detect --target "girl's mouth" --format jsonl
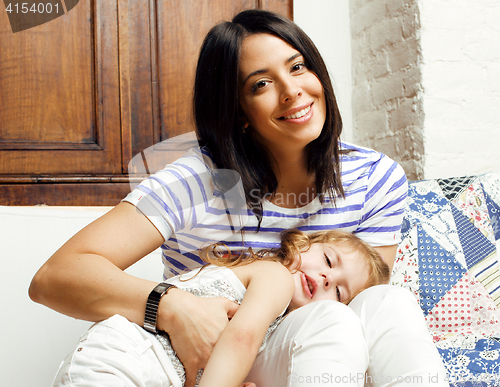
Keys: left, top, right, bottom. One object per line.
{"left": 301, "top": 272, "right": 316, "bottom": 298}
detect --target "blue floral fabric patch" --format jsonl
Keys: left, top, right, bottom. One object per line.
{"left": 440, "top": 337, "right": 500, "bottom": 386}
{"left": 391, "top": 173, "right": 500, "bottom": 386}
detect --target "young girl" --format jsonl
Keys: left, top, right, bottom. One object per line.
{"left": 51, "top": 229, "right": 390, "bottom": 387}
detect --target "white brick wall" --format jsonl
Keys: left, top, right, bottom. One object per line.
{"left": 350, "top": 0, "right": 424, "bottom": 180}
{"left": 294, "top": 0, "right": 354, "bottom": 142}
{"left": 350, "top": 0, "right": 500, "bottom": 180}
{"left": 420, "top": 0, "right": 500, "bottom": 178}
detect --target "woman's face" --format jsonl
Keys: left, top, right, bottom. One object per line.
{"left": 238, "top": 33, "right": 326, "bottom": 156}
{"left": 288, "top": 242, "right": 369, "bottom": 310}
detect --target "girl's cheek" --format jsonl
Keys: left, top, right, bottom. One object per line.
{"left": 314, "top": 292, "right": 335, "bottom": 302}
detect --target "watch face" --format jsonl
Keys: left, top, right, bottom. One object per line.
{"left": 155, "top": 283, "right": 171, "bottom": 294}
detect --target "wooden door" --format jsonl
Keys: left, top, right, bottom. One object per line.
{"left": 0, "top": 0, "right": 122, "bottom": 204}
{"left": 0, "top": 0, "right": 292, "bottom": 205}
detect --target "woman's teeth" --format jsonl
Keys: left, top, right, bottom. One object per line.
{"left": 283, "top": 105, "right": 310, "bottom": 120}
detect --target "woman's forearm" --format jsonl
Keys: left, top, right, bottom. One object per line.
{"left": 28, "top": 202, "right": 165, "bottom": 325}
{"left": 29, "top": 251, "right": 157, "bottom": 325}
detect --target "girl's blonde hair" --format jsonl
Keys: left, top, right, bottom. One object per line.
{"left": 201, "top": 229, "right": 390, "bottom": 304}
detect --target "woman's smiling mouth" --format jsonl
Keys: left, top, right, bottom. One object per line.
{"left": 280, "top": 103, "right": 313, "bottom": 121}
{"left": 282, "top": 105, "right": 311, "bottom": 119}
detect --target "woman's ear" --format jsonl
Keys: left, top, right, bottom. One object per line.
{"left": 242, "top": 122, "right": 249, "bottom": 134}
{"left": 238, "top": 106, "right": 249, "bottom": 131}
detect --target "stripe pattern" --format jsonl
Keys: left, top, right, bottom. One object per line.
{"left": 124, "top": 142, "right": 408, "bottom": 278}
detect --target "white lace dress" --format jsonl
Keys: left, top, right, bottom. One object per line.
{"left": 154, "top": 265, "right": 287, "bottom": 386}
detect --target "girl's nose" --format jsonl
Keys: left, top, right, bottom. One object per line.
{"left": 322, "top": 272, "right": 334, "bottom": 289}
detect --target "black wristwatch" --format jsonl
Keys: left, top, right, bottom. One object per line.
{"left": 144, "top": 282, "right": 177, "bottom": 333}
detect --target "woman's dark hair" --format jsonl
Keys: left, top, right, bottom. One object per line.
{"left": 193, "top": 9, "right": 344, "bottom": 226}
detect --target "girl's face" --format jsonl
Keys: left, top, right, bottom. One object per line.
{"left": 289, "top": 242, "right": 370, "bottom": 310}
{"left": 238, "top": 33, "right": 326, "bottom": 156}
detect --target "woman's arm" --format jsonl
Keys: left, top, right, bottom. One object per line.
{"left": 198, "top": 260, "right": 295, "bottom": 387}
{"left": 29, "top": 201, "right": 238, "bottom": 387}
{"left": 29, "top": 202, "right": 163, "bottom": 323}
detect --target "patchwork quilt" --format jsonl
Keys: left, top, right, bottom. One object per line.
{"left": 391, "top": 173, "right": 500, "bottom": 387}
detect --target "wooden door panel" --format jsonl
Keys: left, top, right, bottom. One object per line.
{"left": 0, "top": 181, "right": 133, "bottom": 206}
{"left": 0, "top": 0, "right": 121, "bottom": 175}
{"left": 117, "top": 0, "right": 159, "bottom": 173}
{"left": 261, "top": 0, "right": 293, "bottom": 18}
{"left": 0, "top": 7, "right": 94, "bottom": 146}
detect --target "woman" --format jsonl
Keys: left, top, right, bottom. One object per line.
{"left": 30, "top": 9, "right": 447, "bottom": 387}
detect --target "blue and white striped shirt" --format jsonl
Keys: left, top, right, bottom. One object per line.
{"left": 124, "top": 142, "right": 408, "bottom": 279}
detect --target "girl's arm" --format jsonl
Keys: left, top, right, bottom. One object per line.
{"left": 198, "top": 260, "right": 295, "bottom": 387}
{"left": 29, "top": 201, "right": 238, "bottom": 387}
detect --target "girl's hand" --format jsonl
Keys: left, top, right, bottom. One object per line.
{"left": 158, "top": 289, "right": 239, "bottom": 387}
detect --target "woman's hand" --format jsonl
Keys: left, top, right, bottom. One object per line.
{"left": 158, "top": 289, "right": 239, "bottom": 387}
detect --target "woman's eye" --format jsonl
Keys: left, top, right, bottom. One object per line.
{"left": 252, "top": 80, "right": 269, "bottom": 92}
{"left": 336, "top": 287, "right": 341, "bottom": 302}
{"left": 291, "top": 62, "right": 306, "bottom": 72}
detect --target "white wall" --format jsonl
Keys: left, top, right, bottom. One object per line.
{"left": 419, "top": 0, "right": 500, "bottom": 178}
{"left": 0, "top": 206, "right": 163, "bottom": 387}
{"left": 349, "top": 0, "right": 499, "bottom": 179}
{"left": 294, "top": 0, "right": 354, "bottom": 142}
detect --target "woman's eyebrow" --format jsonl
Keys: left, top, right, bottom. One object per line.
{"left": 287, "top": 52, "right": 302, "bottom": 63}
{"left": 242, "top": 69, "right": 267, "bottom": 86}
{"left": 241, "top": 52, "right": 303, "bottom": 86}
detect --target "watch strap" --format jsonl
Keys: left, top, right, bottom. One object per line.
{"left": 144, "top": 282, "right": 177, "bottom": 333}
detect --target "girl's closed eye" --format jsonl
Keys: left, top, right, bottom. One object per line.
{"left": 336, "top": 286, "right": 341, "bottom": 302}
{"left": 324, "top": 253, "right": 332, "bottom": 268}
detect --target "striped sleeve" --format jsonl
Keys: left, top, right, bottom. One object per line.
{"left": 122, "top": 148, "right": 213, "bottom": 242}
{"left": 355, "top": 154, "right": 408, "bottom": 246}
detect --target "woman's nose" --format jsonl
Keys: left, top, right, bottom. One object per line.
{"left": 280, "top": 79, "right": 302, "bottom": 103}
